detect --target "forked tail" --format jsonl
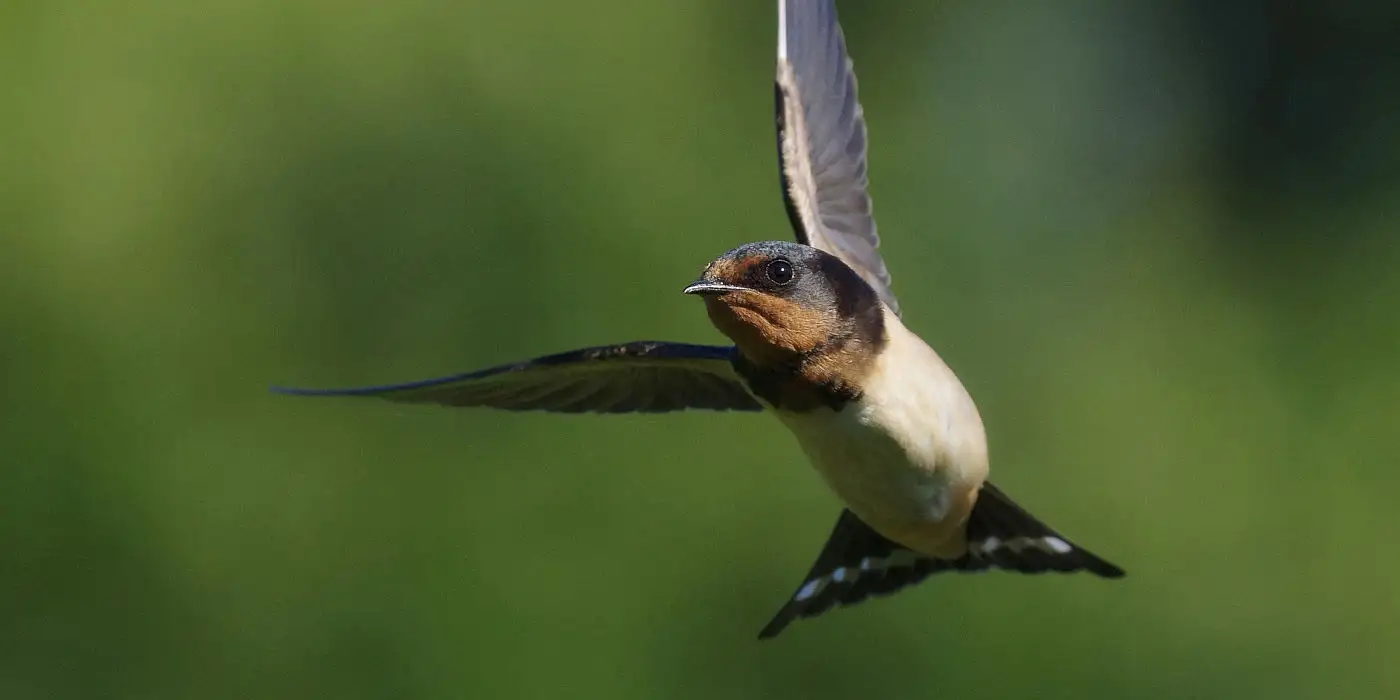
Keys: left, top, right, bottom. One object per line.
{"left": 757, "top": 482, "right": 1124, "bottom": 639}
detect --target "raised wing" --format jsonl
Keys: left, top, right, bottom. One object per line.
{"left": 273, "top": 341, "right": 763, "bottom": 413}
{"left": 776, "top": 0, "right": 899, "bottom": 315}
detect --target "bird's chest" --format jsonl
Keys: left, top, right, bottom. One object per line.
{"left": 729, "top": 317, "right": 989, "bottom": 535}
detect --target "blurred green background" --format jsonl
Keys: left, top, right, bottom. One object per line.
{"left": 4, "top": 1, "right": 1398, "bottom": 698}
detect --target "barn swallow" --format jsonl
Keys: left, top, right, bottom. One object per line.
{"left": 275, "top": 0, "right": 1124, "bottom": 639}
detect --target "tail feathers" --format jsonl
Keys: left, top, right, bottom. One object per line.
{"left": 757, "top": 510, "right": 974, "bottom": 640}
{"left": 964, "top": 482, "right": 1125, "bottom": 579}
{"left": 757, "top": 483, "right": 1124, "bottom": 640}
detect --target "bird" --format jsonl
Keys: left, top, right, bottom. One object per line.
{"left": 274, "top": 0, "right": 1125, "bottom": 639}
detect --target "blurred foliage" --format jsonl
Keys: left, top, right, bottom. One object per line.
{"left": 3, "top": 0, "right": 1398, "bottom": 698}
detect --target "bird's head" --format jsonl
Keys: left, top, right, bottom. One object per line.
{"left": 683, "top": 241, "right": 885, "bottom": 365}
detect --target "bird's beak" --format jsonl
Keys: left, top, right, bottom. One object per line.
{"left": 682, "top": 280, "right": 750, "bottom": 296}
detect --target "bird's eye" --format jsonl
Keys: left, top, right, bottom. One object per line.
{"left": 766, "top": 259, "right": 794, "bottom": 285}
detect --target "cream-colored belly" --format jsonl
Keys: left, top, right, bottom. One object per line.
{"left": 777, "top": 398, "right": 960, "bottom": 524}
{"left": 774, "top": 314, "right": 990, "bottom": 556}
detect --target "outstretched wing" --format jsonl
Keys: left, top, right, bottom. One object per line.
{"left": 273, "top": 341, "right": 762, "bottom": 414}
{"left": 776, "top": 0, "right": 899, "bottom": 315}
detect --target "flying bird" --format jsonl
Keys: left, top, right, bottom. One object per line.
{"left": 275, "top": 0, "right": 1124, "bottom": 639}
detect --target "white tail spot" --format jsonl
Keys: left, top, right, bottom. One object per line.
{"left": 975, "top": 535, "right": 1075, "bottom": 557}
{"left": 791, "top": 550, "right": 928, "bottom": 604}
{"left": 795, "top": 578, "right": 825, "bottom": 602}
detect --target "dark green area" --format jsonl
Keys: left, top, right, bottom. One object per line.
{"left": 4, "top": 1, "right": 1396, "bottom": 698}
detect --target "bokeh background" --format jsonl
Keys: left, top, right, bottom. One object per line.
{"left": 4, "top": 1, "right": 1398, "bottom": 698}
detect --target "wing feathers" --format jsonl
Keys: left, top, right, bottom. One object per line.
{"left": 273, "top": 341, "right": 763, "bottom": 414}
{"left": 776, "top": 0, "right": 899, "bottom": 314}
